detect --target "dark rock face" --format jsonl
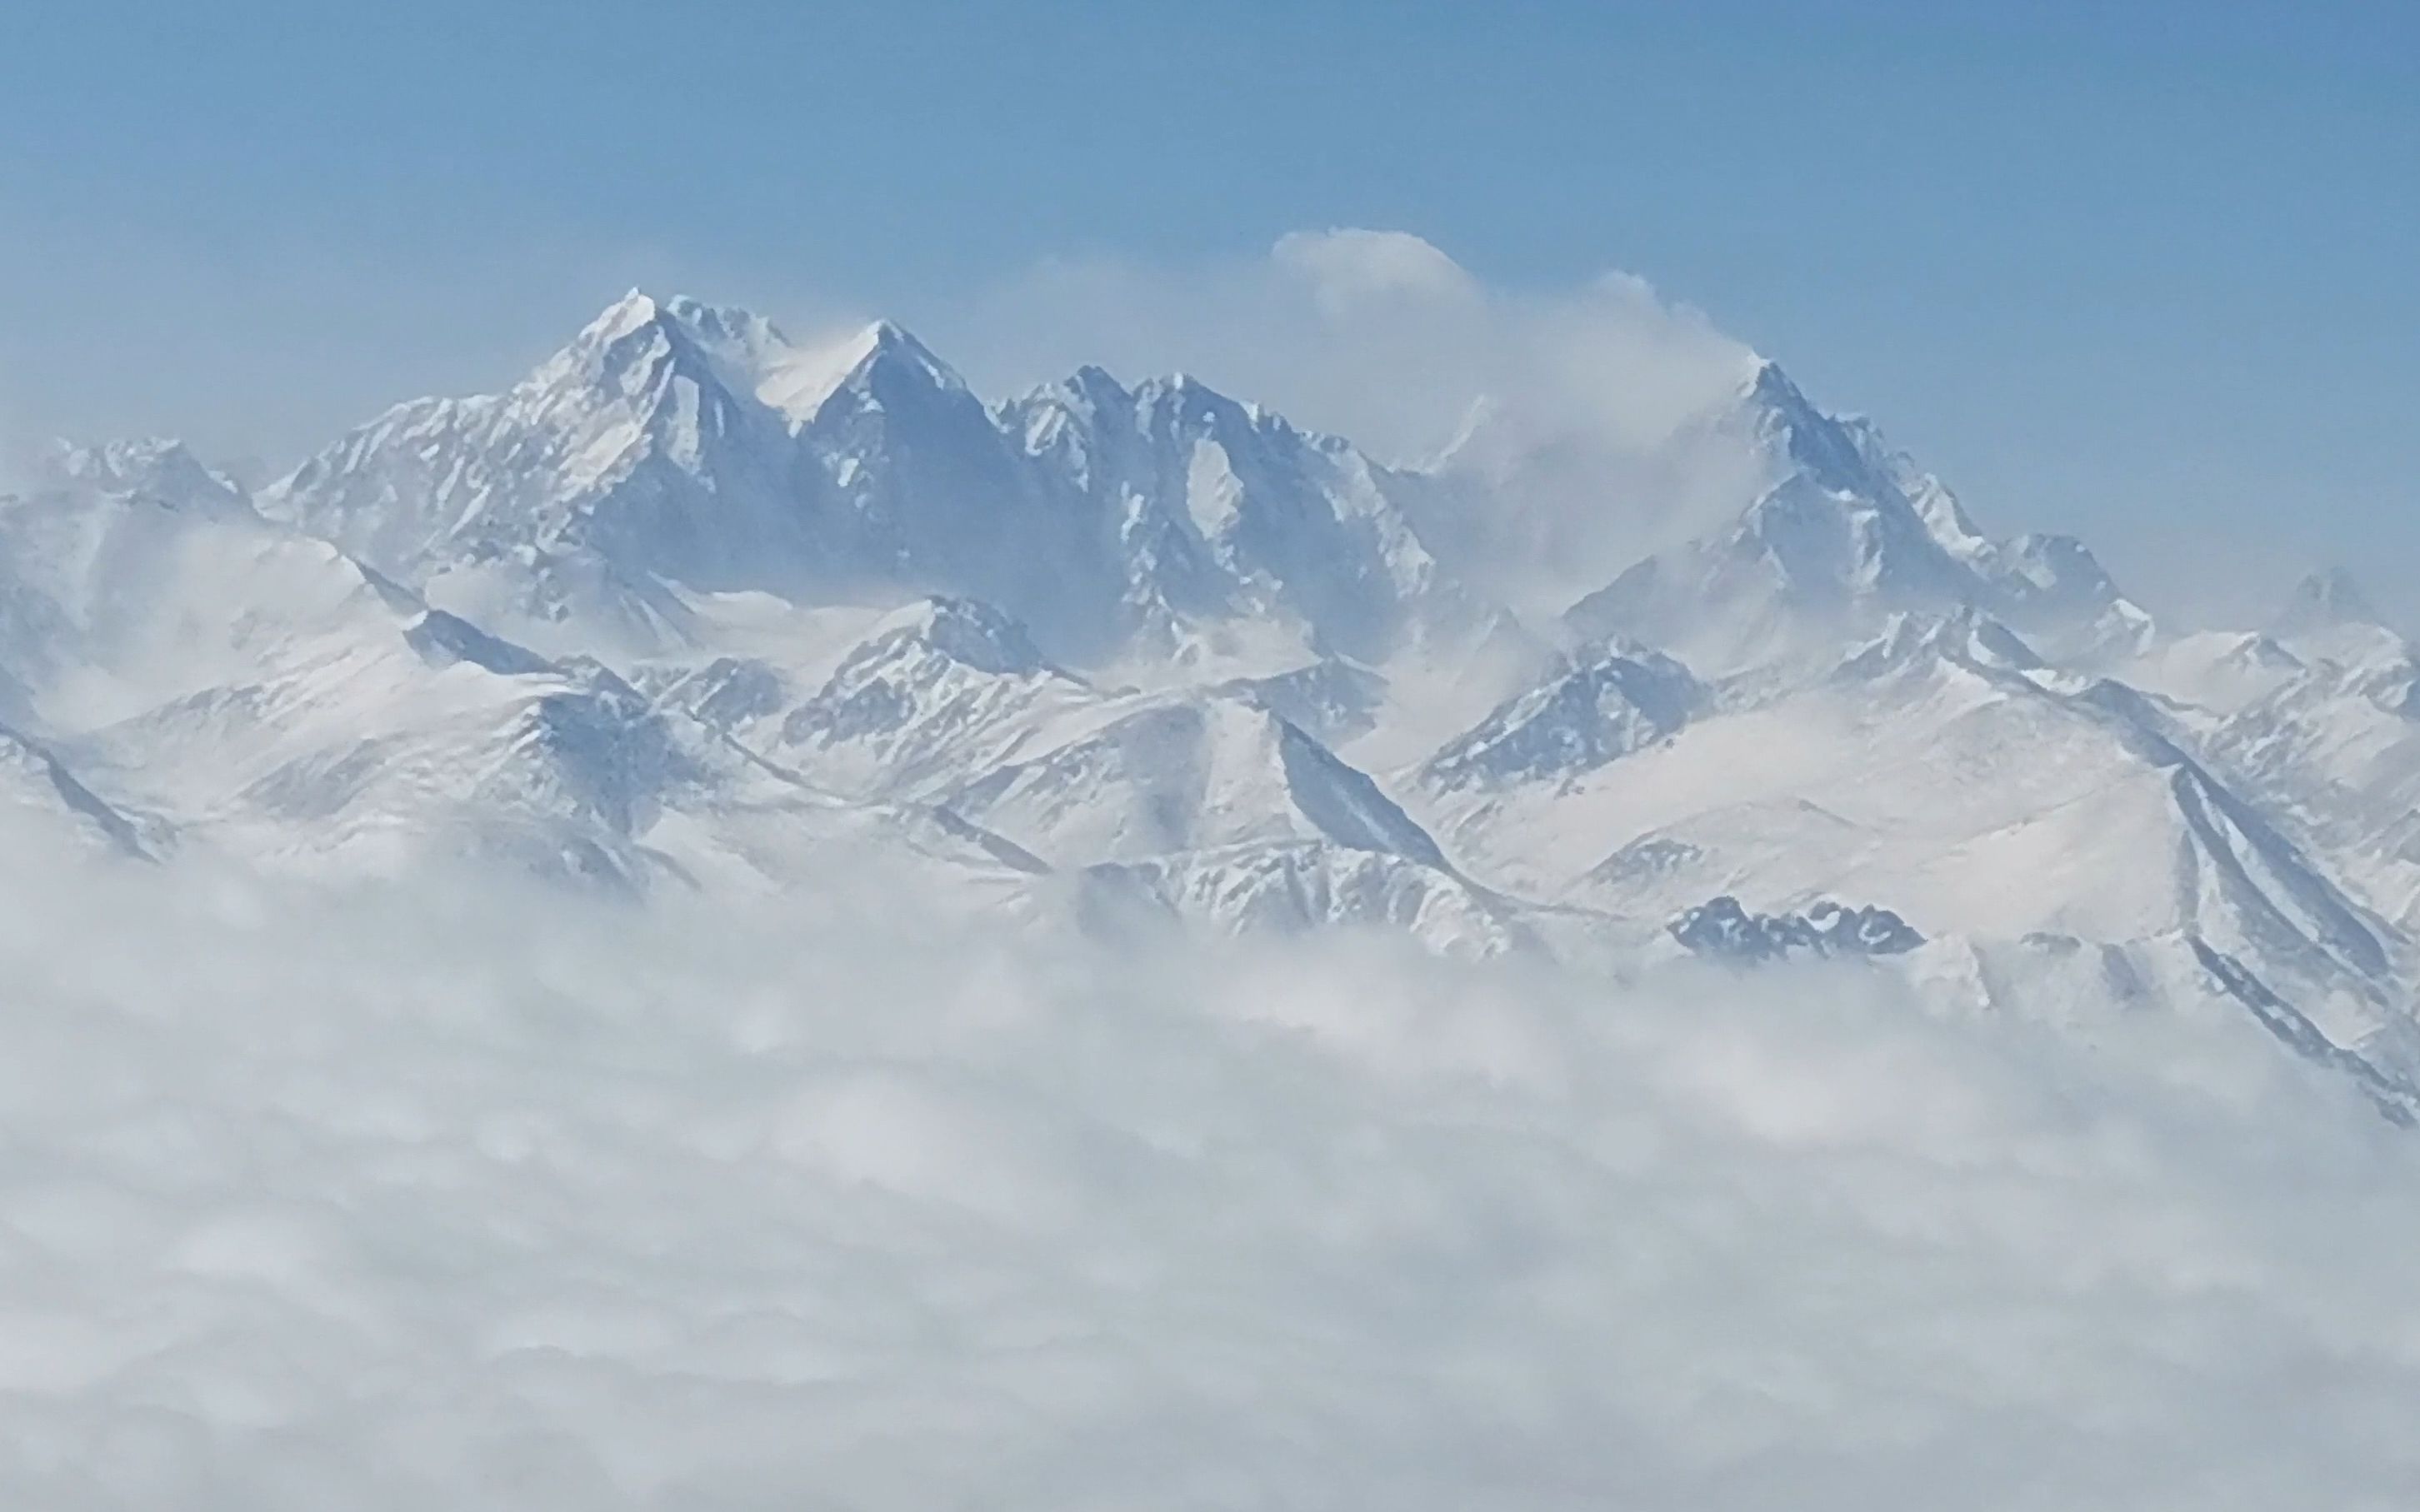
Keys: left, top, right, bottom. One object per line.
{"left": 1668, "top": 895, "right": 1923, "bottom": 963}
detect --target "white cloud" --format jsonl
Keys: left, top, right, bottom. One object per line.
{"left": 2, "top": 834, "right": 2418, "bottom": 1507}
{"left": 933, "top": 230, "right": 1770, "bottom": 611}
{"left": 1269, "top": 227, "right": 1483, "bottom": 311}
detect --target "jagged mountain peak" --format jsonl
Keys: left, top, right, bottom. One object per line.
{"left": 1732, "top": 357, "right": 1824, "bottom": 425}
{"left": 1419, "top": 635, "right": 1703, "bottom": 793}
{"left": 1562, "top": 464, "right": 1970, "bottom": 666}
{"left": 2254, "top": 566, "right": 2406, "bottom": 678}
{"left": 1015, "top": 364, "right": 1317, "bottom": 457}
{"left": 1722, "top": 368, "right": 2122, "bottom": 622}
{"left": 1062, "top": 363, "right": 1132, "bottom": 405}
{"left": 1731, "top": 359, "right": 1873, "bottom": 492}
{"left": 542, "top": 292, "right": 962, "bottom": 427}
{"left": 2276, "top": 566, "right": 2385, "bottom": 634}
{"left": 260, "top": 294, "right": 1004, "bottom": 617}
{"left": 248, "top": 281, "right": 1496, "bottom": 672}
{"left": 941, "top": 688, "right": 1452, "bottom": 873}
{"left": 1835, "top": 607, "right": 2047, "bottom": 682}
{"left": 1738, "top": 357, "right": 1800, "bottom": 403}
{"left": 798, "top": 317, "right": 966, "bottom": 407}
{"left": 862, "top": 595, "right": 1061, "bottom": 680}
{"left": 37, "top": 437, "right": 249, "bottom": 514}
{"left": 572, "top": 288, "right": 791, "bottom": 357}
{"left": 1569, "top": 365, "right": 2149, "bottom": 676}
{"left": 582, "top": 286, "right": 672, "bottom": 342}
{"left": 1020, "top": 367, "right": 1326, "bottom": 463}
{"left": 770, "top": 596, "right": 1098, "bottom": 800}
{"left": 1136, "top": 369, "right": 1250, "bottom": 409}
{"left": 523, "top": 289, "right": 773, "bottom": 409}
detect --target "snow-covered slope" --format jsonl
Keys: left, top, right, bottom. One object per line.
{"left": 15, "top": 285, "right": 2420, "bottom": 1095}
{"left": 1408, "top": 609, "right": 2412, "bottom": 1065}
{"left": 0, "top": 721, "right": 167, "bottom": 859}
{"left": 1418, "top": 637, "right": 1703, "bottom": 792}
{"left": 1079, "top": 840, "right": 1559, "bottom": 959}
{"left": 1565, "top": 364, "right": 2152, "bottom": 678}
{"left": 945, "top": 693, "right": 1448, "bottom": 870}
{"left": 0, "top": 439, "right": 1043, "bottom": 911}
{"left": 772, "top": 596, "right": 1102, "bottom": 797}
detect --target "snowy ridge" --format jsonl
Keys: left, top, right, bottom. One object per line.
{"left": 1419, "top": 636, "right": 1702, "bottom": 793}
{"left": 11, "top": 287, "right": 2420, "bottom": 1111}
{"left": 0, "top": 721, "right": 166, "bottom": 858}
{"left": 1566, "top": 362, "right": 2153, "bottom": 678}
{"left": 264, "top": 296, "right": 1482, "bottom": 676}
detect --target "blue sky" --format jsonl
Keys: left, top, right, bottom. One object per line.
{"left": 2, "top": 0, "right": 2413, "bottom": 620}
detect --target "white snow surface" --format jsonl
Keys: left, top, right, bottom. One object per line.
{"left": 10, "top": 290, "right": 2416, "bottom": 1019}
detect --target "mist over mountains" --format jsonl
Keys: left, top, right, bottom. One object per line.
{"left": 11, "top": 277, "right": 2420, "bottom": 1103}
{"left": 8, "top": 250, "right": 2420, "bottom": 1505}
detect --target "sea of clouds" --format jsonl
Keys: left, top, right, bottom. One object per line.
{"left": 2, "top": 836, "right": 2418, "bottom": 1510}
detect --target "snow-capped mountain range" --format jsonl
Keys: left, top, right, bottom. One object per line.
{"left": 10, "top": 290, "right": 2420, "bottom": 1109}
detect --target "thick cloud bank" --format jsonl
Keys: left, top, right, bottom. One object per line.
{"left": 2, "top": 852, "right": 2418, "bottom": 1509}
